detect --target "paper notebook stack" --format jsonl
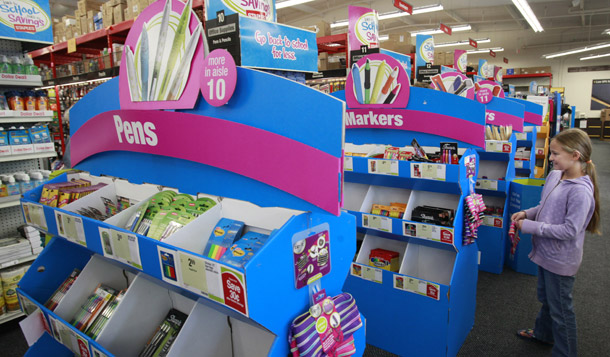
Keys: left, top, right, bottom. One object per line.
{"left": 0, "top": 237, "right": 33, "bottom": 264}
{"left": 23, "top": 225, "right": 44, "bottom": 255}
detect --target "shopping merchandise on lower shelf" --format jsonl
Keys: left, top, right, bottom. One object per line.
{"left": 1, "top": 264, "right": 28, "bottom": 311}
{"left": 85, "top": 290, "right": 125, "bottom": 339}
{"left": 411, "top": 205, "right": 455, "bottom": 227}
{"left": 70, "top": 284, "right": 119, "bottom": 333}
{"left": 45, "top": 268, "right": 81, "bottom": 311}
{"left": 463, "top": 193, "right": 486, "bottom": 245}
{"left": 139, "top": 308, "right": 189, "bottom": 357}
{"left": 369, "top": 248, "right": 400, "bottom": 272}
{"left": 0, "top": 283, "right": 4, "bottom": 315}
{"left": 371, "top": 202, "right": 406, "bottom": 218}
{"left": 0, "top": 237, "right": 32, "bottom": 262}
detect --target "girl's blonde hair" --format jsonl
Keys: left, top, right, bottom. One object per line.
{"left": 552, "top": 128, "right": 601, "bottom": 235}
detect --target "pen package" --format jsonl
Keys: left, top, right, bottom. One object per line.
{"left": 219, "top": 231, "right": 270, "bottom": 267}
{"left": 203, "top": 218, "right": 245, "bottom": 260}
{"left": 139, "top": 308, "right": 188, "bottom": 357}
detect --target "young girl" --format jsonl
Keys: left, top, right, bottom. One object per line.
{"left": 512, "top": 128, "right": 600, "bottom": 357}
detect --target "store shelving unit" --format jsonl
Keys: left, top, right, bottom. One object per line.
{"left": 334, "top": 85, "right": 485, "bottom": 356}
{"left": 503, "top": 73, "right": 553, "bottom": 94}
{"left": 476, "top": 97, "right": 524, "bottom": 274}
{"left": 18, "top": 66, "right": 365, "bottom": 356}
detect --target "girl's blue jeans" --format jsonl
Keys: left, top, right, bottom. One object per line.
{"left": 534, "top": 266, "right": 577, "bottom": 357}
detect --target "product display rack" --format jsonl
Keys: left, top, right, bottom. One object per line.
{"left": 475, "top": 96, "right": 524, "bottom": 274}
{"left": 334, "top": 85, "right": 485, "bottom": 356}
{"left": 18, "top": 64, "right": 365, "bottom": 356}
{"left": 508, "top": 98, "right": 544, "bottom": 178}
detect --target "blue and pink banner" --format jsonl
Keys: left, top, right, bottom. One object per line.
{"left": 348, "top": 6, "right": 379, "bottom": 52}
{"left": 454, "top": 50, "right": 467, "bottom": 73}
{"left": 0, "top": 0, "right": 52, "bottom": 44}
{"left": 72, "top": 109, "right": 342, "bottom": 215}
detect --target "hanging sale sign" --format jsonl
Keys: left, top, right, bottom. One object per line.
{"left": 454, "top": 50, "right": 467, "bottom": 73}
{"left": 494, "top": 66, "right": 503, "bottom": 83}
{"left": 348, "top": 6, "right": 379, "bottom": 52}
{"left": 469, "top": 38, "right": 478, "bottom": 48}
{"left": 415, "top": 34, "right": 434, "bottom": 81}
{"left": 504, "top": 57, "right": 509, "bottom": 64}
{"left": 0, "top": 0, "right": 52, "bottom": 44}
{"left": 393, "top": 0, "right": 412, "bottom": 14}
{"left": 440, "top": 23, "right": 452, "bottom": 35}
{"left": 489, "top": 50, "right": 496, "bottom": 57}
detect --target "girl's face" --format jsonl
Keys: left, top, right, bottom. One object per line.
{"left": 549, "top": 140, "right": 580, "bottom": 172}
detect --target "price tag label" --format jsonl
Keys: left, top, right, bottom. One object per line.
{"left": 394, "top": 275, "right": 440, "bottom": 300}
{"left": 403, "top": 221, "right": 454, "bottom": 244}
{"left": 350, "top": 263, "right": 382, "bottom": 283}
{"left": 515, "top": 160, "right": 523, "bottom": 169}
{"left": 368, "top": 159, "right": 398, "bottom": 175}
{"left": 411, "top": 162, "right": 446, "bottom": 181}
{"left": 99, "top": 228, "right": 142, "bottom": 269}
{"left": 55, "top": 212, "right": 86, "bottom": 246}
{"left": 67, "top": 38, "right": 76, "bottom": 53}
{"left": 362, "top": 214, "right": 392, "bottom": 232}
{"left": 476, "top": 179, "right": 498, "bottom": 191}
{"left": 201, "top": 49, "right": 237, "bottom": 107}
{"left": 178, "top": 251, "right": 208, "bottom": 296}
{"left": 344, "top": 156, "right": 353, "bottom": 171}
{"left": 483, "top": 216, "right": 504, "bottom": 228}
{"left": 22, "top": 202, "right": 47, "bottom": 230}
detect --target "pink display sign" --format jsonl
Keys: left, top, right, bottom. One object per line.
{"left": 71, "top": 110, "right": 342, "bottom": 215}
{"left": 454, "top": 50, "right": 467, "bottom": 73}
{"left": 429, "top": 72, "right": 474, "bottom": 100}
{"left": 477, "top": 87, "right": 493, "bottom": 104}
{"left": 201, "top": 49, "right": 237, "bottom": 107}
{"left": 345, "top": 108, "right": 485, "bottom": 148}
{"left": 345, "top": 53, "right": 410, "bottom": 109}
{"left": 475, "top": 80, "right": 505, "bottom": 99}
{"left": 486, "top": 110, "right": 524, "bottom": 132}
{"left": 524, "top": 111, "right": 543, "bottom": 125}
{"left": 119, "top": 0, "right": 205, "bottom": 110}
{"left": 348, "top": 6, "right": 379, "bottom": 52}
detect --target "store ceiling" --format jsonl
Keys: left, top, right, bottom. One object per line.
{"left": 278, "top": 0, "right": 610, "bottom": 58}
{"left": 47, "top": 0, "right": 610, "bottom": 58}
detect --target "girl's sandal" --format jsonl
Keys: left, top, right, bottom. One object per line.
{"left": 516, "top": 328, "right": 554, "bottom": 345}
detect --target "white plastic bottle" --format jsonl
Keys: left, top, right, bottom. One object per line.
{"left": 17, "top": 173, "right": 33, "bottom": 193}
{"left": 30, "top": 171, "right": 44, "bottom": 188}
{"left": 6, "top": 176, "right": 20, "bottom": 196}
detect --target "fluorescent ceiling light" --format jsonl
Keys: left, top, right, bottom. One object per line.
{"left": 467, "top": 47, "right": 504, "bottom": 54}
{"left": 324, "top": 43, "right": 343, "bottom": 47}
{"left": 580, "top": 52, "right": 610, "bottom": 60}
{"left": 543, "top": 42, "right": 610, "bottom": 58}
{"left": 603, "top": 29, "right": 610, "bottom": 35}
{"left": 410, "top": 24, "right": 471, "bottom": 36}
{"left": 276, "top": 0, "right": 315, "bottom": 9}
{"left": 435, "top": 38, "right": 490, "bottom": 48}
{"left": 379, "top": 35, "right": 389, "bottom": 41}
{"left": 330, "top": 4, "right": 443, "bottom": 28}
{"left": 512, "top": 0, "right": 544, "bottom": 32}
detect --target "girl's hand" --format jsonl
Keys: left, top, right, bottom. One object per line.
{"left": 515, "top": 219, "right": 524, "bottom": 230}
{"left": 511, "top": 211, "right": 526, "bottom": 222}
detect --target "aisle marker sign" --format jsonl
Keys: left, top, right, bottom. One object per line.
{"left": 393, "top": 0, "right": 413, "bottom": 14}
{"left": 201, "top": 49, "right": 237, "bottom": 107}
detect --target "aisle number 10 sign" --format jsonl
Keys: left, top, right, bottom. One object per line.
{"left": 201, "top": 49, "right": 237, "bottom": 106}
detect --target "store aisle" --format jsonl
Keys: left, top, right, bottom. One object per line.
{"left": 0, "top": 142, "right": 608, "bottom": 357}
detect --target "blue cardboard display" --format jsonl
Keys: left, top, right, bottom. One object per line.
{"left": 507, "top": 178, "right": 545, "bottom": 275}
{"left": 338, "top": 85, "right": 485, "bottom": 356}
{"left": 19, "top": 66, "right": 364, "bottom": 356}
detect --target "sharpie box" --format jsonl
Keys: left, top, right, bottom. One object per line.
{"left": 369, "top": 248, "right": 400, "bottom": 272}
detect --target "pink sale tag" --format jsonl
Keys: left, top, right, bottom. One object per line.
{"left": 201, "top": 49, "right": 237, "bottom": 107}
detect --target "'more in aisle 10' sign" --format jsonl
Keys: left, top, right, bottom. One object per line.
{"left": 0, "top": 0, "right": 52, "bottom": 43}
{"left": 206, "top": 0, "right": 276, "bottom": 22}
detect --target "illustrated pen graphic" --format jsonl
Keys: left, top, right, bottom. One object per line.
{"left": 384, "top": 84, "right": 401, "bottom": 104}
{"left": 377, "top": 66, "right": 399, "bottom": 104}
{"left": 370, "top": 60, "right": 388, "bottom": 104}
{"left": 364, "top": 59, "right": 371, "bottom": 104}
{"left": 430, "top": 74, "right": 447, "bottom": 92}
{"left": 451, "top": 76, "right": 462, "bottom": 94}
{"left": 455, "top": 79, "right": 473, "bottom": 96}
{"left": 351, "top": 63, "right": 364, "bottom": 104}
